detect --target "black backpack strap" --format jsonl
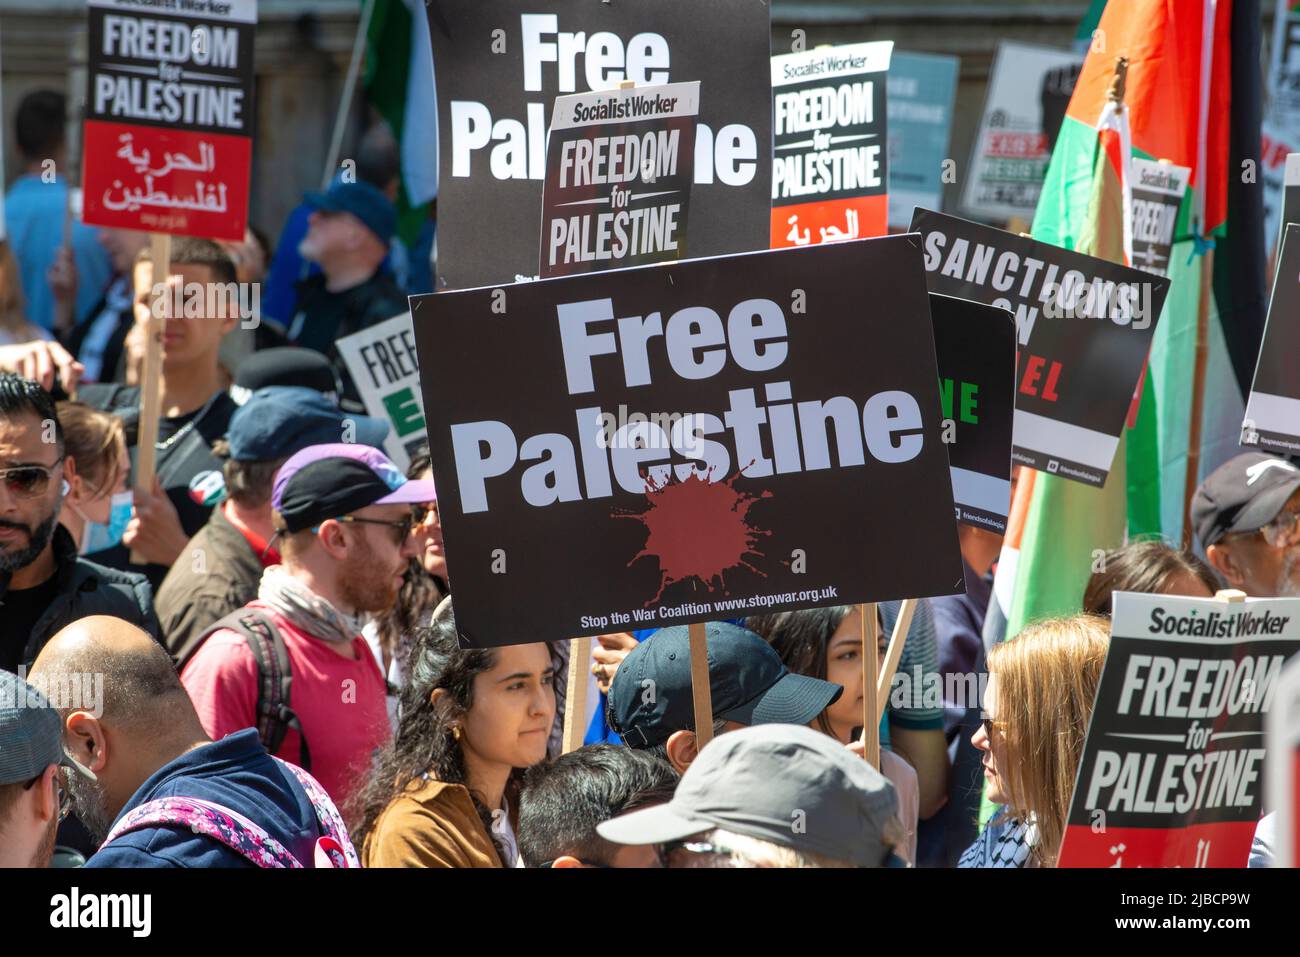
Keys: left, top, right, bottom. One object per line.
{"left": 186, "top": 610, "right": 311, "bottom": 771}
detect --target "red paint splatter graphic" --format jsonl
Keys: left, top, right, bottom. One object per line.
{"left": 615, "top": 470, "right": 773, "bottom": 604}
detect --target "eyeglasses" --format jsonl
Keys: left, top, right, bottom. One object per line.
{"left": 1261, "top": 508, "right": 1300, "bottom": 548}
{"left": 0, "top": 457, "right": 65, "bottom": 499}
{"left": 23, "top": 769, "right": 73, "bottom": 821}
{"left": 980, "top": 715, "right": 1008, "bottom": 739}
{"left": 332, "top": 512, "right": 418, "bottom": 540}
{"left": 412, "top": 502, "right": 439, "bottom": 530}
{"left": 654, "top": 839, "right": 735, "bottom": 868}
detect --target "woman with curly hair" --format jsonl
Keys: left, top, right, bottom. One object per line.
{"left": 353, "top": 600, "right": 560, "bottom": 867}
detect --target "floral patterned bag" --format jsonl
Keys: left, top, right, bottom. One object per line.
{"left": 100, "top": 757, "right": 360, "bottom": 868}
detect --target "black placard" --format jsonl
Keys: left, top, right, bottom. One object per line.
{"left": 540, "top": 81, "right": 698, "bottom": 277}
{"left": 1243, "top": 224, "right": 1300, "bottom": 454}
{"left": 929, "top": 293, "right": 1016, "bottom": 533}
{"left": 412, "top": 236, "right": 964, "bottom": 646}
{"left": 910, "top": 207, "right": 1170, "bottom": 487}
{"left": 426, "top": 0, "right": 772, "bottom": 290}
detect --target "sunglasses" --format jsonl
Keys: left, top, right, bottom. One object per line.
{"left": 654, "top": 839, "right": 735, "bottom": 868}
{"left": 334, "top": 505, "right": 430, "bottom": 545}
{"left": 1261, "top": 508, "right": 1300, "bottom": 549}
{"left": 0, "top": 457, "right": 65, "bottom": 499}
{"left": 980, "top": 715, "right": 1008, "bottom": 739}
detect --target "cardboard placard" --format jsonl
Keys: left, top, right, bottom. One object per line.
{"left": 335, "top": 312, "right": 428, "bottom": 472}
{"left": 81, "top": 0, "right": 256, "bottom": 241}
{"left": 540, "top": 81, "right": 699, "bottom": 278}
{"left": 929, "top": 293, "right": 1016, "bottom": 533}
{"left": 1243, "top": 225, "right": 1300, "bottom": 454}
{"left": 411, "top": 235, "right": 964, "bottom": 647}
{"left": 770, "top": 42, "right": 892, "bottom": 247}
{"left": 887, "top": 51, "right": 959, "bottom": 230}
{"left": 960, "top": 42, "right": 1082, "bottom": 225}
{"left": 1058, "top": 591, "right": 1300, "bottom": 867}
{"left": 426, "top": 0, "right": 772, "bottom": 290}
{"left": 1267, "top": 0, "right": 1300, "bottom": 138}
{"left": 1262, "top": 126, "right": 1300, "bottom": 264}
{"left": 910, "top": 208, "right": 1170, "bottom": 487}
{"left": 1265, "top": 653, "right": 1300, "bottom": 868}
{"left": 1128, "top": 158, "right": 1189, "bottom": 278}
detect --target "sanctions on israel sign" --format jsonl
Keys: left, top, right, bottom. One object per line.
{"left": 81, "top": 0, "right": 256, "bottom": 241}
{"left": 1058, "top": 591, "right": 1300, "bottom": 868}
{"left": 411, "top": 236, "right": 964, "bottom": 646}
{"left": 910, "top": 208, "right": 1170, "bottom": 487}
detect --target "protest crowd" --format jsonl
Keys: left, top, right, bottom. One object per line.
{"left": 3, "top": 0, "right": 1300, "bottom": 892}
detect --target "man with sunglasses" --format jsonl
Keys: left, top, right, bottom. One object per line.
{"left": 181, "top": 444, "right": 430, "bottom": 804}
{"left": 1193, "top": 453, "right": 1300, "bottom": 599}
{"left": 0, "top": 373, "right": 158, "bottom": 675}
{"left": 0, "top": 670, "right": 95, "bottom": 868}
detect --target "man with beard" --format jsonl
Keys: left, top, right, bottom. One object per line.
{"left": 1193, "top": 453, "right": 1300, "bottom": 599}
{"left": 28, "top": 617, "right": 352, "bottom": 867}
{"left": 0, "top": 373, "right": 158, "bottom": 673}
{"left": 181, "top": 444, "right": 428, "bottom": 804}
{"left": 0, "top": 670, "right": 95, "bottom": 867}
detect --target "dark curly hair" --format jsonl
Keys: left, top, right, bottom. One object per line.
{"left": 350, "top": 600, "right": 561, "bottom": 861}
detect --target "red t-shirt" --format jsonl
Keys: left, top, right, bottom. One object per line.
{"left": 181, "top": 601, "right": 391, "bottom": 807}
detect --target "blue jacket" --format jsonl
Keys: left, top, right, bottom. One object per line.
{"left": 86, "top": 729, "right": 325, "bottom": 868}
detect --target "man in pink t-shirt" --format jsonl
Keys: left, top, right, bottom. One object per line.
{"left": 182, "top": 444, "right": 431, "bottom": 805}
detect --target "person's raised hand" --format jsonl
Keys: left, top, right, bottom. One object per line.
{"left": 591, "top": 631, "right": 638, "bottom": 694}
{"left": 122, "top": 476, "right": 188, "bottom": 566}
{"left": 0, "top": 340, "right": 84, "bottom": 394}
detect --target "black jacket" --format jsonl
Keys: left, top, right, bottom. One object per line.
{"left": 8, "top": 525, "right": 161, "bottom": 668}
{"left": 288, "top": 269, "right": 410, "bottom": 409}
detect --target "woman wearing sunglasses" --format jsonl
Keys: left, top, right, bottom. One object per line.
{"left": 960, "top": 614, "right": 1110, "bottom": 868}
{"left": 365, "top": 448, "right": 447, "bottom": 717}
{"left": 353, "top": 600, "right": 560, "bottom": 868}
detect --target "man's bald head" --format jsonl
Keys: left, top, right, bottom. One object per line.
{"left": 30, "top": 617, "right": 192, "bottom": 732}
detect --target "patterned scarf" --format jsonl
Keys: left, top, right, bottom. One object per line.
{"left": 258, "top": 565, "right": 363, "bottom": 646}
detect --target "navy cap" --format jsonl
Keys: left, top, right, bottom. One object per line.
{"left": 231, "top": 348, "right": 339, "bottom": 406}
{"left": 607, "top": 622, "right": 843, "bottom": 749}
{"left": 227, "top": 386, "right": 389, "bottom": 463}
{"left": 1192, "top": 453, "right": 1300, "bottom": 547}
{"left": 0, "top": 671, "right": 95, "bottom": 785}
{"left": 304, "top": 181, "right": 396, "bottom": 246}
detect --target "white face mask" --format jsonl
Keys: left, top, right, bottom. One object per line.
{"left": 76, "top": 490, "right": 134, "bottom": 556}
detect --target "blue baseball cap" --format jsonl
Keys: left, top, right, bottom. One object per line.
{"left": 0, "top": 671, "right": 95, "bottom": 785}
{"left": 304, "top": 181, "right": 396, "bottom": 246}
{"left": 226, "top": 386, "right": 389, "bottom": 463}
{"left": 607, "top": 622, "right": 843, "bottom": 749}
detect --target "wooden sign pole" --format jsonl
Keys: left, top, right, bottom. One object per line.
{"left": 688, "top": 621, "right": 714, "bottom": 749}
{"left": 130, "top": 232, "right": 170, "bottom": 565}
{"left": 860, "top": 603, "right": 880, "bottom": 768}
{"left": 875, "top": 597, "right": 918, "bottom": 725}
{"left": 561, "top": 636, "right": 593, "bottom": 753}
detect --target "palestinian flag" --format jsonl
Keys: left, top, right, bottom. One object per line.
{"left": 364, "top": 0, "right": 440, "bottom": 244}
{"left": 986, "top": 0, "right": 1263, "bottom": 641}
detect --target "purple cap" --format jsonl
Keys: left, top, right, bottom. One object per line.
{"left": 272, "top": 443, "right": 436, "bottom": 533}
